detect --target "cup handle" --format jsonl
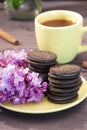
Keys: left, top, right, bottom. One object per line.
{"left": 78, "top": 26, "right": 87, "bottom": 53}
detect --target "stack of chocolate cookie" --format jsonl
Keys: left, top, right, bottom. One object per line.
{"left": 27, "top": 50, "right": 57, "bottom": 81}
{"left": 47, "top": 64, "right": 82, "bottom": 104}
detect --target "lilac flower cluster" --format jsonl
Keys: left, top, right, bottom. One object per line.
{"left": 0, "top": 49, "right": 48, "bottom": 105}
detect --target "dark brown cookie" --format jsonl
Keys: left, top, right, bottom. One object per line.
{"left": 47, "top": 64, "right": 82, "bottom": 104}
{"left": 48, "top": 77, "right": 82, "bottom": 88}
{"left": 27, "top": 50, "right": 57, "bottom": 63}
{"left": 47, "top": 89, "right": 78, "bottom": 97}
{"left": 47, "top": 92, "right": 78, "bottom": 104}
{"left": 27, "top": 59, "right": 57, "bottom": 68}
{"left": 49, "top": 64, "right": 81, "bottom": 80}
{"left": 27, "top": 50, "right": 57, "bottom": 82}
{"left": 48, "top": 84, "right": 80, "bottom": 94}
{"left": 28, "top": 64, "right": 49, "bottom": 73}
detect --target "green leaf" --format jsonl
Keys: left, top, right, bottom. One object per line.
{"left": 7, "top": 0, "right": 41, "bottom": 11}
{"left": 8, "top": 0, "right": 24, "bottom": 10}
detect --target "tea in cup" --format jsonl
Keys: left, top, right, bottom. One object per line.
{"left": 35, "top": 10, "right": 87, "bottom": 64}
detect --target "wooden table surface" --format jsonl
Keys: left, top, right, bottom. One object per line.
{"left": 0, "top": 1, "right": 87, "bottom": 130}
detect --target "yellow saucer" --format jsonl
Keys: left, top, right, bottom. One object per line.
{"left": 0, "top": 77, "right": 87, "bottom": 114}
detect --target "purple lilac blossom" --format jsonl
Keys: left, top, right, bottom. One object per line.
{"left": 0, "top": 49, "right": 48, "bottom": 105}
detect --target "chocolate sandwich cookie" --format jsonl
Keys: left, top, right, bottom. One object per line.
{"left": 48, "top": 85, "right": 80, "bottom": 94}
{"left": 28, "top": 64, "right": 49, "bottom": 73}
{"left": 27, "top": 50, "right": 57, "bottom": 63}
{"left": 48, "top": 76, "right": 81, "bottom": 84}
{"left": 27, "top": 50, "right": 57, "bottom": 82}
{"left": 49, "top": 64, "right": 81, "bottom": 80}
{"left": 27, "top": 59, "right": 56, "bottom": 68}
{"left": 47, "top": 92, "right": 78, "bottom": 104}
{"left": 48, "top": 77, "right": 82, "bottom": 88}
{"left": 47, "top": 89, "right": 78, "bottom": 97}
{"left": 49, "top": 80, "right": 82, "bottom": 89}
{"left": 47, "top": 64, "right": 82, "bottom": 104}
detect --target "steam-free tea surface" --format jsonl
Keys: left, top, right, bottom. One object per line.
{"left": 41, "top": 19, "right": 75, "bottom": 27}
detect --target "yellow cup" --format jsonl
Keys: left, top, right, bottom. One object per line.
{"left": 35, "top": 10, "right": 87, "bottom": 64}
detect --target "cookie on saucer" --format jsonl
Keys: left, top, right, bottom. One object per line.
{"left": 47, "top": 64, "right": 82, "bottom": 104}
{"left": 27, "top": 50, "right": 57, "bottom": 81}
